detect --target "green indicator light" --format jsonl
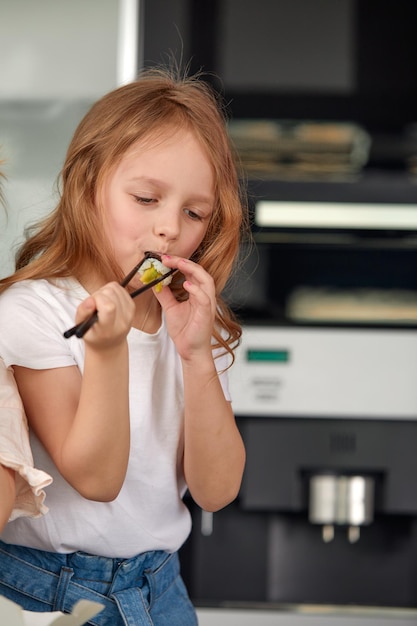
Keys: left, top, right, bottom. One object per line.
{"left": 246, "top": 349, "right": 289, "bottom": 363}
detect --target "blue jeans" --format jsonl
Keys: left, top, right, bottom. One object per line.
{"left": 0, "top": 541, "right": 197, "bottom": 626}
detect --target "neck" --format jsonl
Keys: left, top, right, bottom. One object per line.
{"left": 133, "top": 295, "right": 160, "bottom": 333}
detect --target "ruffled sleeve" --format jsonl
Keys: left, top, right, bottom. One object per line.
{"left": 0, "top": 359, "right": 52, "bottom": 521}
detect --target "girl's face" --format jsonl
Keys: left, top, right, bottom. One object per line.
{"left": 100, "top": 128, "right": 215, "bottom": 278}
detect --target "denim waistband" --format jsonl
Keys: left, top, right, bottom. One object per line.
{"left": 0, "top": 541, "right": 181, "bottom": 625}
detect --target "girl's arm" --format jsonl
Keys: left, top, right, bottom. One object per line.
{"left": 181, "top": 353, "right": 246, "bottom": 512}
{"left": 156, "top": 256, "right": 246, "bottom": 512}
{"left": 13, "top": 282, "right": 135, "bottom": 502}
{"left": 0, "top": 465, "right": 15, "bottom": 531}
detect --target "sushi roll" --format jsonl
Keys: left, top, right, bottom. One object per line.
{"left": 138, "top": 256, "right": 173, "bottom": 292}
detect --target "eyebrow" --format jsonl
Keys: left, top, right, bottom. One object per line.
{"left": 128, "top": 176, "right": 214, "bottom": 207}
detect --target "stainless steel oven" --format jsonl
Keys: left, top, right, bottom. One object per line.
{"left": 181, "top": 173, "right": 417, "bottom": 611}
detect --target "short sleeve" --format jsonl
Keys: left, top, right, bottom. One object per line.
{"left": 0, "top": 281, "right": 78, "bottom": 370}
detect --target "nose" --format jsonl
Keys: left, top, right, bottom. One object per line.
{"left": 154, "top": 207, "right": 181, "bottom": 242}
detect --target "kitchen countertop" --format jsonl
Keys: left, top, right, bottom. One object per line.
{"left": 196, "top": 604, "right": 417, "bottom": 625}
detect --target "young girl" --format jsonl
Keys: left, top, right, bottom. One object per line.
{"left": 0, "top": 67, "right": 248, "bottom": 625}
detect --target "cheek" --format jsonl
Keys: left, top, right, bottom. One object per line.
{"left": 103, "top": 216, "right": 122, "bottom": 242}
{"left": 183, "top": 225, "right": 209, "bottom": 257}
{"left": 105, "top": 207, "right": 137, "bottom": 239}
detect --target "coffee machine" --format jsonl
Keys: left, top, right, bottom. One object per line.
{"left": 180, "top": 174, "right": 417, "bottom": 610}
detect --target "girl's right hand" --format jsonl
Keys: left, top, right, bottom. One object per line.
{"left": 76, "top": 282, "right": 135, "bottom": 348}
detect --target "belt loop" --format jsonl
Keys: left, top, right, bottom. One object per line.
{"left": 54, "top": 566, "right": 74, "bottom": 612}
{"left": 112, "top": 588, "right": 153, "bottom": 626}
{"left": 144, "top": 568, "right": 155, "bottom": 610}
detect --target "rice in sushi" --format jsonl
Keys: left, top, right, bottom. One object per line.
{"left": 138, "top": 257, "right": 173, "bottom": 292}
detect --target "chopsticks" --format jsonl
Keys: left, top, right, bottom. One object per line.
{"left": 63, "top": 254, "right": 176, "bottom": 339}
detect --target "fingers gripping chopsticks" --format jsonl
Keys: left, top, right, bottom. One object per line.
{"left": 63, "top": 254, "right": 176, "bottom": 339}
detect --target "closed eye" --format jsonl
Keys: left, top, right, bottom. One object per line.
{"left": 133, "top": 195, "right": 156, "bottom": 205}
{"left": 184, "top": 208, "right": 203, "bottom": 221}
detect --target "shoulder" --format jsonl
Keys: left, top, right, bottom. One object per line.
{"left": 0, "top": 278, "right": 84, "bottom": 307}
{"left": 0, "top": 278, "right": 86, "bottom": 322}
{"left": 0, "top": 280, "right": 47, "bottom": 325}
{"left": 0, "top": 279, "right": 85, "bottom": 369}
{"left": 0, "top": 279, "right": 53, "bottom": 314}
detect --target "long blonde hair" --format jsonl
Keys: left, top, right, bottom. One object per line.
{"left": 0, "top": 67, "right": 249, "bottom": 358}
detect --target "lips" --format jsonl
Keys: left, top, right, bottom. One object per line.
{"left": 143, "top": 250, "right": 169, "bottom": 262}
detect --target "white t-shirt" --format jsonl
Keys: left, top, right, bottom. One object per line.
{"left": 0, "top": 279, "right": 231, "bottom": 558}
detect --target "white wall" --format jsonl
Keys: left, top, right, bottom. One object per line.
{"left": 0, "top": 0, "right": 138, "bottom": 277}
{"left": 0, "top": 0, "right": 120, "bottom": 99}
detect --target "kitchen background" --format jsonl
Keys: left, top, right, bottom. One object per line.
{"left": 2, "top": 1, "right": 417, "bottom": 624}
